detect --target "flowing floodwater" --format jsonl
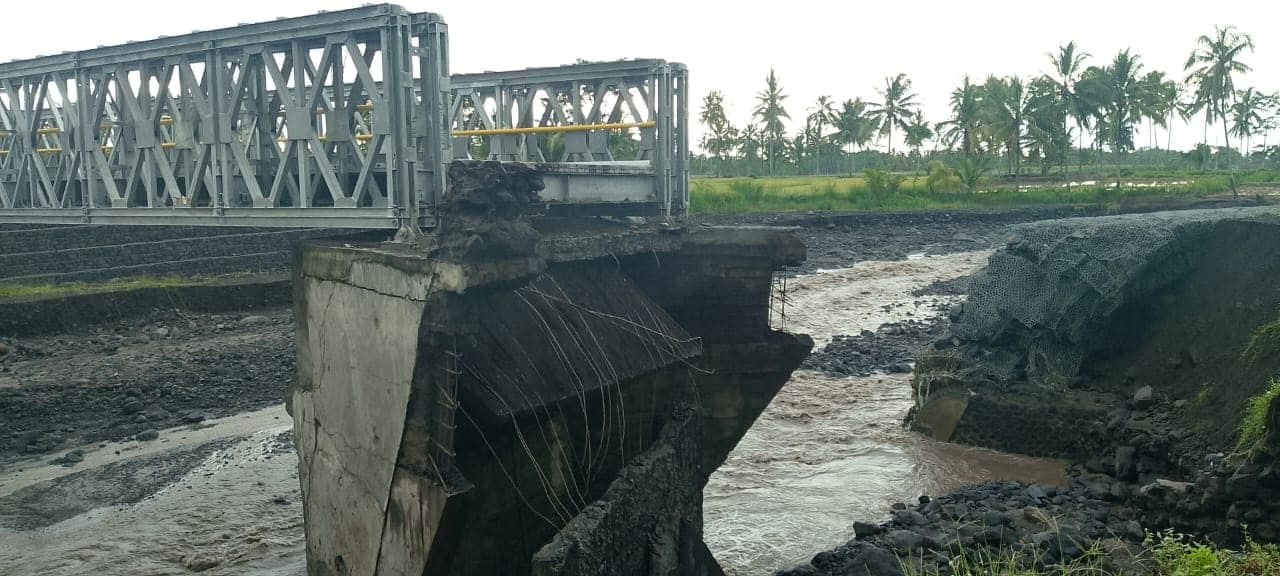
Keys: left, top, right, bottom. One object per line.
{"left": 1, "top": 250, "right": 1065, "bottom": 575}
{"left": 0, "top": 407, "right": 306, "bottom": 575}
{"left": 703, "top": 251, "right": 1069, "bottom": 575}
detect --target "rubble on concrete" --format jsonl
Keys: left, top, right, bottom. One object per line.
{"left": 435, "top": 160, "right": 546, "bottom": 261}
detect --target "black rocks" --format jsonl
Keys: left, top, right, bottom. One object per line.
{"left": 794, "top": 474, "right": 1140, "bottom": 576}
{"left": 1033, "top": 526, "right": 1088, "bottom": 562}
{"left": 891, "top": 510, "right": 928, "bottom": 527}
{"left": 882, "top": 530, "right": 925, "bottom": 553}
{"left": 1132, "top": 385, "right": 1154, "bottom": 409}
{"left": 1124, "top": 520, "right": 1145, "bottom": 542}
{"left": 981, "top": 510, "right": 1010, "bottom": 527}
{"left": 1115, "top": 446, "right": 1138, "bottom": 481}
{"left": 803, "top": 319, "right": 944, "bottom": 376}
{"left": 853, "top": 521, "right": 883, "bottom": 538}
{"left": 135, "top": 429, "right": 159, "bottom": 441}
{"left": 833, "top": 542, "right": 904, "bottom": 576}
{"left": 121, "top": 400, "right": 144, "bottom": 415}
{"left": 51, "top": 449, "right": 84, "bottom": 466}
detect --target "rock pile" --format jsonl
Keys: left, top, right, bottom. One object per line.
{"left": 803, "top": 319, "right": 945, "bottom": 377}
{"left": 435, "top": 160, "right": 545, "bottom": 261}
{"left": 779, "top": 472, "right": 1149, "bottom": 576}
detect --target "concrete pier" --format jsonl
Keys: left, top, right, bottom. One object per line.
{"left": 289, "top": 215, "right": 812, "bottom": 575}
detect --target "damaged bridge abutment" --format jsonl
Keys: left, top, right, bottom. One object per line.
{"left": 288, "top": 221, "right": 812, "bottom": 575}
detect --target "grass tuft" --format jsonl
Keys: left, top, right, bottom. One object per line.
{"left": 0, "top": 274, "right": 247, "bottom": 301}
{"left": 1146, "top": 529, "right": 1280, "bottom": 576}
{"left": 898, "top": 540, "right": 1118, "bottom": 576}
{"left": 1236, "top": 379, "right": 1280, "bottom": 454}
{"left": 1242, "top": 318, "right": 1280, "bottom": 364}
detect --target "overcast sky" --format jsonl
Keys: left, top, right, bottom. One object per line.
{"left": 2, "top": 0, "right": 1275, "bottom": 153}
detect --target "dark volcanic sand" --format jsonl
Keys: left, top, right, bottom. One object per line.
{"left": 0, "top": 309, "right": 292, "bottom": 465}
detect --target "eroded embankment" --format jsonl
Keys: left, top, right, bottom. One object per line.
{"left": 914, "top": 206, "right": 1280, "bottom": 466}
{"left": 836, "top": 205, "right": 1280, "bottom": 574}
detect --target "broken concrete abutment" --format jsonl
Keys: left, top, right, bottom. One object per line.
{"left": 288, "top": 163, "right": 812, "bottom": 575}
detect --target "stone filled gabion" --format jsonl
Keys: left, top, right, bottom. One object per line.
{"left": 934, "top": 206, "right": 1280, "bottom": 393}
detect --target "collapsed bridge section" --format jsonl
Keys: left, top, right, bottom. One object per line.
{"left": 289, "top": 162, "right": 812, "bottom": 575}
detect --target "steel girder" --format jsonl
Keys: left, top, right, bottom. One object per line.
{"left": 0, "top": 4, "right": 688, "bottom": 229}
{"left": 450, "top": 59, "right": 689, "bottom": 216}
{"left": 0, "top": 4, "right": 446, "bottom": 233}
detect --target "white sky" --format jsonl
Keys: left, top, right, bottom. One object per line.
{"left": 2, "top": 0, "right": 1275, "bottom": 153}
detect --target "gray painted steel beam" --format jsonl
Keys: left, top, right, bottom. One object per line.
{"left": 0, "top": 4, "right": 688, "bottom": 229}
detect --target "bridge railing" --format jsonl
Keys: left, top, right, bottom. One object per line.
{"left": 0, "top": 4, "right": 686, "bottom": 232}
{"left": 448, "top": 60, "right": 689, "bottom": 216}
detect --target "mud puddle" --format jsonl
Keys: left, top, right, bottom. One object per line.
{"left": 704, "top": 251, "right": 1069, "bottom": 575}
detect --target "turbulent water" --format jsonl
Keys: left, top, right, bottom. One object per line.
{"left": 0, "top": 407, "right": 306, "bottom": 575}
{"left": 703, "top": 252, "right": 1068, "bottom": 575}
{"left": 1, "top": 250, "right": 1064, "bottom": 575}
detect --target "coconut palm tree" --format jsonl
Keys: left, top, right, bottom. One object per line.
{"left": 1047, "top": 42, "right": 1092, "bottom": 177}
{"left": 1257, "top": 92, "right": 1280, "bottom": 155}
{"left": 739, "top": 123, "right": 764, "bottom": 176}
{"left": 870, "top": 73, "right": 919, "bottom": 157}
{"left": 979, "top": 75, "right": 1032, "bottom": 181}
{"left": 1185, "top": 25, "right": 1254, "bottom": 147}
{"left": 832, "top": 98, "right": 880, "bottom": 175}
{"left": 786, "top": 132, "right": 808, "bottom": 171}
{"left": 1185, "top": 25, "right": 1254, "bottom": 192}
{"left": 1157, "top": 79, "right": 1184, "bottom": 155}
{"left": 752, "top": 69, "right": 790, "bottom": 175}
{"left": 1026, "top": 75, "right": 1072, "bottom": 175}
{"left": 1230, "top": 88, "right": 1268, "bottom": 157}
{"left": 698, "top": 90, "right": 739, "bottom": 175}
{"left": 903, "top": 111, "right": 934, "bottom": 174}
{"left": 1078, "top": 50, "right": 1145, "bottom": 188}
{"left": 937, "top": 76, "right": 982, "bottom": 158}
{"left": 1131, "top": 71, "right": 1178, "bottom": 152}
{"left": 807, "top": 95, "right": 837, "bottom": 174}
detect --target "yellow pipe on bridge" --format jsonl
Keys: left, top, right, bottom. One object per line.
{"left": 0, "top": 120, "right": 651, "bottom": 154}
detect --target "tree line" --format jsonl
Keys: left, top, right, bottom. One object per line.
{"left": 697, "top": 26, "right": 1278, "bottom": 185}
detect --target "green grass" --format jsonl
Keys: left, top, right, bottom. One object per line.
{"left": 1241, "top": 317, "right": 1280, "bottom": 364}
{"left": 891, "top": 529, "right": 1280, "bottom": 575}
{"left": 1236, "top": 378, "right": 1280, "bottom": 453}
{"left": 689, "top": 174, "right": 1233, "bottom": 214}
{"left": 900, "top": 543, "right": 1118, "bottom": 575}
{"left": 0, "top": 274, "right": 246, "bottom": 300}
{"left": 1147, "top": 529, "right": 1280, "bottom": 576}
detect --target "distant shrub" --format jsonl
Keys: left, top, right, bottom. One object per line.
{"left": 864, "top": 168, "right": 904, "bottom": 204}
{"left": 926, "top": 161, "right": 959, "bottom": 194}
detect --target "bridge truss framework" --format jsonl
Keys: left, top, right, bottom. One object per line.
{"left": 0, "top": 4, "right": 689, "bottom": 233}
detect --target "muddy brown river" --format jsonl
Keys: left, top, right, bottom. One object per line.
{"left": 702, "top": 251, "right": 1068, "bottom": 574}
{"left": 0, "top": 250, "right": 1066, "bottom": 575}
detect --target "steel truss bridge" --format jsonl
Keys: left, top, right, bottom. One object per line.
{"left": 0, "top": 4, "right": 688, "bottom": 234}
